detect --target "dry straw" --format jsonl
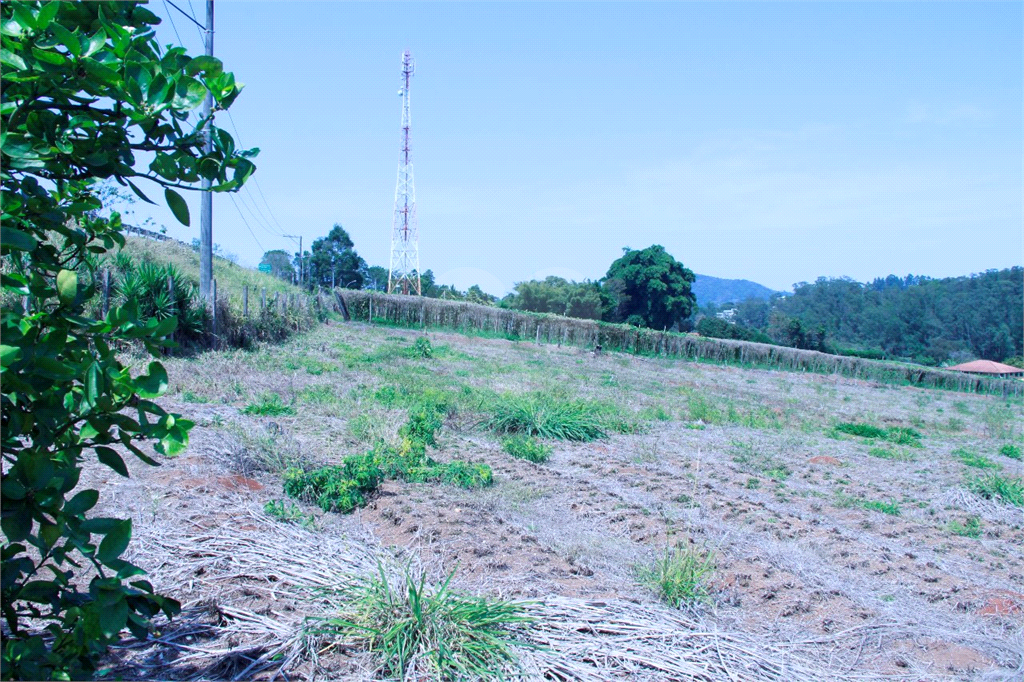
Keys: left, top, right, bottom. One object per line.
{"left": 337, "top": 290, "right": 1022, "bottom": 398}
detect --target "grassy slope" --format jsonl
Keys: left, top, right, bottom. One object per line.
{"left": 105, "top": 319, "right": 1024, "bottom": 679}
{"left": 118, "top": 236, "right": 304, "bottom": 309}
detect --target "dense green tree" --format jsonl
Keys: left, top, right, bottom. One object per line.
{"left": 308, "top": 224, "right": 365, "bottom": 290}
{"left": 363, "top": 265, "right": 389, "bottom": 291}
{"left": 604, "top": 246, "right": 696, "bottom": 329}
{"left": 1, "top": 1, "right": 256, "bottom": 677}
{"left": 501, "top": 277, "right": 611, "bottom": 320}
{"left": 260, "top": 249, "right": 295, "bottom": 282}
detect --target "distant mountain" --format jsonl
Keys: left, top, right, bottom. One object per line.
{"left": 692, "top": 274, "right": 783, "bottom": 307}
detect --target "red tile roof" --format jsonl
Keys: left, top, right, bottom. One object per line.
{"left": 947, "top": 360, "right": 1024, "bottom": 375}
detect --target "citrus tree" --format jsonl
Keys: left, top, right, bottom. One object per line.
{"left": 1, "top": 1, "right": 257, "bottom": 678}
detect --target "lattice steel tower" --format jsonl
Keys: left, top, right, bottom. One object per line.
{"left": 388, "top": 50, "right": 421, "bottom": 295}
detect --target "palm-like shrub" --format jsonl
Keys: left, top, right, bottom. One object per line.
{"left": 115, "top": 259, "right": 207, "bottom": 342}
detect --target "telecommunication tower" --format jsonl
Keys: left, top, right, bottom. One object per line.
{"left": 388, "top": 50, "right": 421, "bottom": 295}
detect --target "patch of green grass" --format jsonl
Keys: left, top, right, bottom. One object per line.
{"left": 862, "top": 499, "right": 901, "bottom": 516}
{"left": 833, "top": 422, "right": 922, "bottom": 447}
{"left": 487, "top": 392, "right": 607, "bottom": 441}
{"left": 264, "top": 499, "right": 316, "bottom": 530}
{"left": 867, "top": 446, "right": 916, "bottom": 462}
{"left": 745, "top": 478, "right": 761, "bottom": 489}
{"left": 316, "top": 564, "right": 532, "bottom": 680}
{"left": 299, "top": 384, "right": 340, "bottom": 406}
{"left": 639, "top": 405, "right": 673, "bottom": 422}
{"left": 636, "top": 545, "right": 715, "bottom": 609}
{"left": 835, "top": 422, "right": 887, "bottom": 439}
{"left": 953, "top": 448, "right": 1001, "bottom": 470}
{"left": 967, "top": 473, "right": 1024, "bottom": 507}
{"left": 945, "top": 417, "right": 965, "bottom": 432}
{"left": 501, "top": 435, "right": 552, "bottom": 463}
{"left": 998, "top": 444, "right": 1022, "bottom": 460}
{"left": 687, "top": 393, "right": 722, "bottom": 424}
{"left": 242, "top": 392, "right": 296, "bottom": 416}
{"left": 181, "top": 389, "right": 211, "bottom": 404}
{"left": 947, "top": 516, "right": 982, "bottom": 538}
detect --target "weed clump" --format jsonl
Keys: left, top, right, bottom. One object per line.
{"left": 833, "top": 422, "right": 922, "bottom": 447}
{"left": 316, "top": 565, "right": 531, "bottom": 680}
{"left": 867, "top": 446, "right": 916, "bottom": 462}
{"left": 242, "top": 392, "right": 296, "bottom": 416}
{"left": 264, "top": 499, "right": 316, "bottom": 529}
{"left": 953, "top": 448, "right": 1001, "bottom": 470}
{"left": 284, "top": 398, "right": 492, "bottom": 514}
{"left": 501, "top": 435, "right": 552, "bottom": 463}
{"left": 488, "top": 393, "right": 606, "bottom": 441}
{"left": 967, "top": 474, "right": 1024, "bottom": 507}
{"left": 947, "top": 516, "right": 982, "bottom": 538}
{"left": 862, "top": 499, "right": 901, "bottom": 516}
{"left": 998, "top": 443, "right": 1022, "bottom": 460}
{"left": 636, "top": 545, "right": 715, "bottom": 609}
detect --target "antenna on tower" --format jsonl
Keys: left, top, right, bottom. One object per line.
{"left": 388, "top": 50, "right": 421, "bottom": 296}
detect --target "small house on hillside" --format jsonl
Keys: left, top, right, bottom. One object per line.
{"left": 947, "top": 360, "right": 1024, "bottom": 377}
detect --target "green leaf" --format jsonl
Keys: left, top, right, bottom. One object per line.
{"left": 0, "top": 344, "right": 22, "bottom": 368}
{"left": 125, "top": 178, "right": 156, "bottom": 205}
{"left": 65, "top": 489, "right": 100, "bottom": 516}
{"left": 97, "top": 519, "right": 132, "bottom": 564}
{"left": 18, "top": 581, "right": 59, "bottom": 604}
{"left": 83, "top": 29, "right": 106, "bottom": 58}
{"left": 96, "top": 447, "right": 129, "bottom": 477}
{"left": 0, "top": 48, "right": 27, "bottom": 71}
{"left": 184, "top": 55, "right": 222, "bottom": 77}
{"left": 99, "top": 598, "right": 129, "bottom": 638}
{"left": 164, "top": 188, "right": 189, "bottom": 226}
{"left": 135, "top": 362, "right": 168, "bottom": 399}
{"left": 85, "top": 362, "right": 102, "bottom": 407}
{"left": 50, "top": 23, "right": 82, "bottom": 57}
{"left": 56, "top": 269, "right": 77, "bottom": 305}
{"left": 1, "top": 226, "right": 38, "bottom": 252}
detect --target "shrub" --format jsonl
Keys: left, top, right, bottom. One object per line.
{"left": 242, "top": 392, "right": 297, "bottom": 416}
{"left": 316, "top": 565, "right": 531, "bottom": 680}
{"left": 967, "top": 474, "right": 1024, "bottom": 507}
{"left": 502, "top": 435, "right": 552, "bottom": 463}
{"left": 488, "top": 393, "right": 606, "bottom": 441}
{"left": 113, "top": 258, "right": 207, "bottom": 344}
{"left": 687, "top": 393, "right": 722, "bottom": 424}
{"left": 834, "top": 422, "right": 922, "bottom": 447}
{"left": 636, "top": 545, "right": 715, "bottom": 608}
{"left": 953, "top": 448, "right": 1001, "bottom": 470}
{"left": 284, "top": 465, "right": 377, "bottom": 513}
{"left": 947, "top": 516, "right": 982, "bottom": 538}
{"left": 999, "top": 444, "right": 1022, "bottom": 460}
{"left": 410, "top": 336, "right": 433, "bottom": 359}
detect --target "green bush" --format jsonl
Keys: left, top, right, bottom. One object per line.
{"left": 242, "top": 392, "right": 296, "bottom": 416}
{"left": 999, "top": 444, "right": 1022, "bottom": 460}
{"left": 502, "top": 435, "right": 552, "bottom": 463}
{"left": 636, "top": 545, "right": 715, "bottom": 608}
{"left": 316, "top": 564, "right": 531, "bottom": 680}
{"left": 687, "top": 393, "right": 722, "bottom": 424}
{"left": 284, "top": 465, "right": 376, "bottom": 514}
{"left": 835, "top": 422, "right": 888, "bottom": 439}
{"left": 488, "top": 392, "right": 606, "bottom": 441}
{"left": 410, "top": 336, "right": 433, "bottom": 359}
{"left": 834, "top": 422, "right": 922, "bottom": 447}
{"left": 113, "top": 258, "right": 207, "bottom": 344}
{"left": 867, "top": 446, "right": 916, "bottom": 462}
{"left": 967, "top": 474, "right": 1024, "bottom": 507}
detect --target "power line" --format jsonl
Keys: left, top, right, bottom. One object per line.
{"left": 165, "top": 0, "right": 206, "bottom": 31}
{"left": 227, "top": 194, "right": 265, "bottom": 252}
{"left": 224, "top": 109, "right": 289, "bottom": 235}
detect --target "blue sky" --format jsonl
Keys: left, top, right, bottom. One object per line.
{"left": 133, "top": 1, "right": 1022, "bottom": 295}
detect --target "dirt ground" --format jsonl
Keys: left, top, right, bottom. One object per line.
{"left": 91, "top": 322, "right": 1024, "bottom": 681}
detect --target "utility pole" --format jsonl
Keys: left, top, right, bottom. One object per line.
{"left": 283, "top": 234, "right": 302, "bottom": 285}
{"left": 199, "top": 0, "right": 215, "bottom": 300}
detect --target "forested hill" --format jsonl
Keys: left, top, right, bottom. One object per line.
{"left": 728, "top": 267, "right": 1023, "bottom": 365}
{"left": 692, "top": 274, "right": 782, "bottom": 307}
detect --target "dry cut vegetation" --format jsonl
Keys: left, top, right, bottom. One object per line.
{"left": 88, "top": 318, "right": 1024, "bottom": 681}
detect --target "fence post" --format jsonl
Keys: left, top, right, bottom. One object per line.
{"left": 209, "top": 278, "right": 217, "bottom": 349}
{"left": 167, "top": 274, "right": 175, "bottom": 348}
{"left": 261, "top": 287, "right": 267, "bottom": 311}
{"left": 243, "top": 285, "right": 249, "bottom": 318}
{"left": 102, "top": 268, "right": 110, "bottom": 317}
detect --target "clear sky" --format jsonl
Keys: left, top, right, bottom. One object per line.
{"left": 133, "top": 1, "right": 1023, "bottom": 295}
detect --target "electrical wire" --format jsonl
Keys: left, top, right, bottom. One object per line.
{"left": 228, "top": 194, "right": 265, "bottom": 252}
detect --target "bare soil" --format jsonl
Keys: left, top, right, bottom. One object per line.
{"left": 92, "top": 322, "right": 1024, "bottom": 680}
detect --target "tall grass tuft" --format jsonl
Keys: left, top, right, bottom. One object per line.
{"left": 487, "top": 393, "right": 606, "bottom": 441}
{"left": 316, "top": 564, "right": 532, "bottom": 680}
{"left": 967, "top": 473, "right": 1024, "bottom": 507}
{"left": 501, "top": 435, "right": 552, "bottom": 463}
{"left": 636, "top": 545, "right": 715, "bottom": 609}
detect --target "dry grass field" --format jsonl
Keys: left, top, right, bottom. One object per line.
{"left": 92, "top": 320, "right": 1024, "bottom": 681}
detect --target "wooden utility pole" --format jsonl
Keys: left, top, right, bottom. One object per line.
{"left": 199, "top": 0, "right": 215, "bottom": 300}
